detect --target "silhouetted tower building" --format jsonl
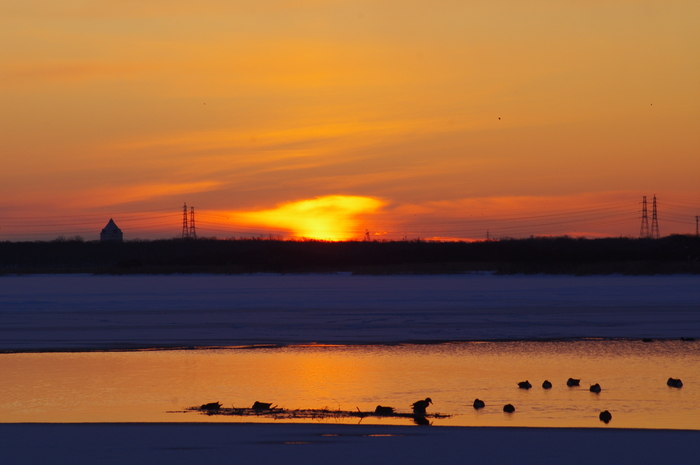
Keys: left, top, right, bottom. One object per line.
{"left": 189, "top": 206, "right": 197, "bottom": 239}
{"left": 639, "top": 196, "right": 650, "bottom": 238}
{"left": 650, "top": 194, "right": 659, "bottom": 239}
{"left": 182, "top": 202, "right": 189, "bottom": 239}
{"left": 100, "top": 219, "right": 123, "bottom": 242}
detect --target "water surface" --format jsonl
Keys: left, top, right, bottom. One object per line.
{"left": 1, "top": 340, "right": 697, "bottom": 429}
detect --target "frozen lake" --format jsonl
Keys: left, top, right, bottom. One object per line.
{"left": 1, "top": 273, "right": 699, "bottom": 464}
{"left": 0, "top": 273, "right": 699, "bottom": 350}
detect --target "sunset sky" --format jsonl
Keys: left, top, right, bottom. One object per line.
{"left": 2, "top": 1, "right": 699, "bottom": 241}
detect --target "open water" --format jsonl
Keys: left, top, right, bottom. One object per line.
{"left": 1, "top": 339, "right": 698, "bottom": 429}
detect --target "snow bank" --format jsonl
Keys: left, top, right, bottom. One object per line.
{"left": 1, "top": 423, "right": 698, "bottom": 465}
{"left": 1, "top": 274, "right": 698, "bottom": 350}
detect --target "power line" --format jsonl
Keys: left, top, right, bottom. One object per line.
{"left": 181, "top": 203, "right": 189, "bottom": 239}
{"left": 640, "top": 196, "right": 650, "bottom": 238}
{"left": 651, "top": 194, "right": 660, "bottom": 239}
{"left": 3, "top": 195, "right": 699, "bottom": 241}
{"left": 189, "top": 206, "right": 197, "bottom": 240}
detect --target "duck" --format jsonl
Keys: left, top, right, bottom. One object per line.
{"left": 374, "top": 405, "right": 395, "bottom": 415}
{"left": 667, "top": 378, "right": 683, "bottom": 388}
{"left": 503, "top": 404, "right": 515, "bottom": 413}
{"left": 542, "top": 380, "right": 552, "bottom": 389}
{"left": 200, "top": 401, "right": 222, "bottom": 411}
{"left": 590, "top": 383, "right": 602, "bottom": 393}
{"left": 518, "top": 381, "right": 532, "bottom": 389}
{"left": 473, "top": 398, "right": 485, "bottom": 409}
{"left": 599, "top": 410, "right": 612, "bottom": 423}
{"left": 567, "top": 378, "right": 580, "bottom": 387}
{"left": 252, "top": 401, "right": 273, "bottom": 411}
{"left": 412, "top": 397, "right": 432, "bottom": 415}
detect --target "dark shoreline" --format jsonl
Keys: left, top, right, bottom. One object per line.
{"left": 2, "top": 235, "right": 699, "bottom": 275}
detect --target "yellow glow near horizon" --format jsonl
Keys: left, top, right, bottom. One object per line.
{"left": 232, "top": 195, "right": 384, "bottom": 241}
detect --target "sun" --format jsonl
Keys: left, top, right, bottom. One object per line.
{"left": 232, "top": 195, "right": 384, "bottom": 241}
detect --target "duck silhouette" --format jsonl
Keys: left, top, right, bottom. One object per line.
{"left": 503, "top": 404, "right": 515, "bottom": 413}
{"left": 252, "top": 401, "right": 273, "bottom": 411}
{"left": 542, "top": 380, "right": 552, "bottom": 389}
{"left": 411, "top": 398, "right": 432, "bottom": 415}
{"left": 200, "top": 401, "right": 221, "bottom": 411}
{"left": 667, "top": 378, "right": 683, "bottom": 388}
{"left": 567, "top": 378, "right": 580, "bottom": 387}
{"left": 518, "top": 381, "right": 532, "bottom": 389}
{"left": 473, "top": 398, "right": 485, "bottom": 409}
{"left": 374, "top": 405, "right": 395, "bottom": 415}
{"left": 599, "top": 410, "right": 612, "bottom": 424}
{"left": 590, "top": 383, "right": 601, "bottom": 393}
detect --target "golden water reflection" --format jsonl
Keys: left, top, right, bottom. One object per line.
{"left": 0, "top": 340, "right": 698, "bottom": 429}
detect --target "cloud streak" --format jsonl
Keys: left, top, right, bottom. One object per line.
{"left": 68, "top": 182, "right": 222, "bottom": 208}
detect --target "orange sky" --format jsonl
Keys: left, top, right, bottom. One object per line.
{"left": 1, "top": 1, "right": 699, "bottom": 241}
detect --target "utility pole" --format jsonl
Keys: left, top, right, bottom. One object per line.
{"left": 182, "top": 203, "right": 189, "bottom": 239}
{"left": 651, "top": 194, "right": 659, "bottom": 239}
{"left": 639, "top": 196, "right": 650, "bottom": 238}
{"left": 189, "top": 206, "right": 197, "bottom": 239}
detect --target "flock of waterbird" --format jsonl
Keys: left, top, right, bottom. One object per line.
{"left": 412, "top": 376, "right": 685, "bottom": 425}
{"left": 207, "top": 376, "right": 685, "bottom": 426}
{"left": 500, "top": 377, "right": 613, "bottom": 422}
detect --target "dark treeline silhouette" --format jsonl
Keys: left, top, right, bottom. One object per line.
{"left": 0, "top": 235, "right": 699, "bottom": 275}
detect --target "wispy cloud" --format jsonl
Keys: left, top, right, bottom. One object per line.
{"left": 67, "top": 181, "right": 221, "bottom": 208}
{"left": 0, "top": 62, "right": 150, "bottom": 87}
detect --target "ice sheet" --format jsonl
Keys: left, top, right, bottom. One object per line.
{"left": 1, "top": 274, "right": 698, "bottom": 350}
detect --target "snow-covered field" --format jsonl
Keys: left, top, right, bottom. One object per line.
{"left": 1, "top": 273, "right": 699, "bottom": 350}
{"left": 1, "top": 273, "right": 699, "bottom": 464}
{"left": 1, "top": 423, "right": 698, "bottom": 465}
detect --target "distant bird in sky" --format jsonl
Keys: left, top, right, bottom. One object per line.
{"left": 412, "top": 398, "right": 432, "bottom": 415}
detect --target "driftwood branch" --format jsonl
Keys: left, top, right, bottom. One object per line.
{"left": 185, "top": 405, "right": 450, "bottom": 420}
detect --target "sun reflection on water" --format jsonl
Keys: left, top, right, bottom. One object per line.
{"left": 0, "top": 340, "right": 698, "bottom": 429}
